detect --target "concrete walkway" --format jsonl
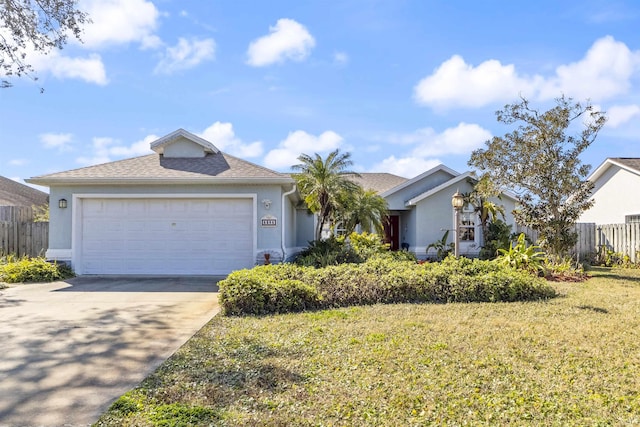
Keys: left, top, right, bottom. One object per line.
{"left": 0, "top": 276, "right": 222, "bottom": 427}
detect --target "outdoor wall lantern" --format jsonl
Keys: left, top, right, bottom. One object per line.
{"left": 58, "top": 198, "right": 67, "bottom": 209}
{"left": 262, "top": 199, "right": 272, "bottom": 210}
{"left": 451, "top": 190, "right": 464, "bottom": 257}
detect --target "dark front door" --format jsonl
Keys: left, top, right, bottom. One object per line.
{"left": 384, "top": 215, "right": 400, "bottom": 251}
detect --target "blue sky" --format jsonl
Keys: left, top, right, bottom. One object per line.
{"left": 2, "top": 0, "right": 640, "bottom": 191}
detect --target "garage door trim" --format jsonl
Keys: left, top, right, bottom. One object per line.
{"left": 72, "top": 193, "right": 257, "bottom": 275}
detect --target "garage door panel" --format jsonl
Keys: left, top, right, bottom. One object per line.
{"left": 80, "top": 198, "right": 254, "bottom": 275}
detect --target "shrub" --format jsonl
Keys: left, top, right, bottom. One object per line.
{"left": 346, "top": 231, "right": 389, "bottom": 259}
{"left": 294, "top": 237, "right": 361, "bottom": 268}
{"left": 219, "top": 256, "right": 556, "bottom": 315}
{"left": 0, "top": 256, "right": 75, "bottom": 283}
{"left": 479, "top": 219, "right": 512, "bottom": 260}
{"left": 218, "top": 267, "right": 320, "bottom": 315}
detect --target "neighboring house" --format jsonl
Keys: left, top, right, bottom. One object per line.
{"left": 579, "top": 158, "right": 640, "bottom": 225}
{"left": 0, "top": 175, "right": 49, "bottom": 207}
{"left": 27, "top": 129, "right": 517, "bottom": 275}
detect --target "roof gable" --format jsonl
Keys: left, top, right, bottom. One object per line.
{"left": 380, "top": 164, "right": 459, "bottom": 198}
{"left": 150, "top": 128, "right": 219, "bottom": 158}
{"left": 589, "top": 157, "right": 640, "bottom": 182}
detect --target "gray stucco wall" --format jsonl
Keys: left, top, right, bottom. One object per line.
{"left": 385, "top": 169, "right": 456, "bottom": 210}
{"left": 48, "top": 183, "right": 287, "bottom": 254}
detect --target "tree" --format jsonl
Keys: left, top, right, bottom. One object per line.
{"left": 468, "top": 95, "right": 607, "bottom": 259}
{"left": 337, "top": 187, "right": 389, "bottom": 236}
{"left": 292, "top": 149, "right": 361, "bottom": 240}
{"left": 1, "top": 0, "right": 90, "bottom": 88}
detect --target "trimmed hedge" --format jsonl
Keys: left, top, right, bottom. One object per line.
{"left": 218, "top": 256, "right": 557, "bottom": 315}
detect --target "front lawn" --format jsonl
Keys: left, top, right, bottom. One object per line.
{"left": 95, "top": 267, "right": 640, "bottom": 426}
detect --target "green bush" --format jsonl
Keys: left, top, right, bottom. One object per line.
{"left": 0, "top": 256, "right": 75, "bottom": 283}
{"left": 218, "top": 267, "right": 320, "bottom": 315}
{"left": 294, "top": 237, "right": 361, "bottom": 268}
{"left": 219, "top": 256, "right": 556, "bottom": 315}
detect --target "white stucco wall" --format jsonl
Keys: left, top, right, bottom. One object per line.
{"left": 579, "top": 165, "right": 640, "bottom": 224}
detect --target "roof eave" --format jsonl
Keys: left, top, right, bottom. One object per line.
{"left": 26, "top": 177, "right": 295, "bottom": 186}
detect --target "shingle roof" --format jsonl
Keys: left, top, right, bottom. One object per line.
{"left": 349, "top": 173, "right": 408, "bottom": 194}
{"left": 0, "top": 175, "right": 49, "bottom": 206}
{"left": 28, "top": 152, "right": 293, "bottom": 185}
{"left": 611, "top": 158, "right": 640, "bottom": 172}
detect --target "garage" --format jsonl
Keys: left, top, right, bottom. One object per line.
{"left": 78, "top": 197, "right": 255, "bottom": 275}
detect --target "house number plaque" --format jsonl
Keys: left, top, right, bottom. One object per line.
{"left": 261, "top": 215, "right": 277, "bottom": 227}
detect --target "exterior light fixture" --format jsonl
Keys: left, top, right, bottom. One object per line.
{"left": 451, "top": 190, "right": 464, "bottom": 257}
{"left": 58, "top": 199, "right": 67, "bottom": 209}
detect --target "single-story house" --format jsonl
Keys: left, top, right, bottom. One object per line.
{"left": 579, "top": 157, "right": 640, "bottom": 224}
{"left": 27, "top": 129, "right": 516, "bottom": 275}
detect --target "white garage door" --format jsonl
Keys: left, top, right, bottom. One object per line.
{"left": 79, "top": 198, "right": 254, "bottom": 275}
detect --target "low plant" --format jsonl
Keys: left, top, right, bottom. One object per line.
{"left": 495, "top": 233, "right": 546, "bottom": 274}
{"left": 0, "top": 256, "right": 75, "bottom": 283}
{"left": 426, "top": 230, "right": 454, "bottom": 261}
{"left": 294, "top": 237, "right": 361, "bottom": 268}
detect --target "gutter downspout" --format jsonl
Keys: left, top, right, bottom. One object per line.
{"left": 281, "top": 184, "right": 297, "bottom": 263}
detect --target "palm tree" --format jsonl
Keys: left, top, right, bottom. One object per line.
{"left": 292, "top": 149, "right": 360, "bottom": 240}
{"left": 338, "top": 187, "right": 389, "bottom": 236}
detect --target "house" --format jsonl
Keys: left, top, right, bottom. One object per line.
{"left": 579, "top": 158, "right": 640, "bottom": 224}
{"left": 0, "top": 175, "right": 49, "bottom": 207}
{"left": 27, "top": 129, "right": 517, "bottom": 275}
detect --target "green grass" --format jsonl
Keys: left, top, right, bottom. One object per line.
{"left": 95, "top": 267, "right": 640, "bottom": 426}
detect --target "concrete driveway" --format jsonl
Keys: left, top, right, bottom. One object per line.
{"left": 0, "top": 276, "right": 222, "bottom": 427}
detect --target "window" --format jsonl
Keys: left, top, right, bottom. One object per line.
{"left": 459, "top": 203, "right": 476, "bottom": 242}
{"left": 626, "top": 214, "right": 640, "bottom": 224}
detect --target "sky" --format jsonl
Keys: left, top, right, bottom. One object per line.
{"left": 2, "top": 0, "right": 640, "bottom": 192}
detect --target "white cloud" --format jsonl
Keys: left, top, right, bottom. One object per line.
{"left": 409, "top": 123, "right": 492, "bottom": 157}
{"left": 414, "top": 55, "right": 541, "bottom": 108}
{"left": 199, "top": 122, "right": 263, "bottom": 158}
{"left": 263, "top": 130, "right": 343, "bottom": 170}
{"left": 414, "top": 36, "right": 640, "bottom": 109}
{"left": 31, "top": 51, "right": 108, "bottom": 85}
{"left": 334, "top": 51, "right": 349, "bottom": 65}
{"left": 539, "top": 36, "right": 640, "bottom": 101}
{"left": 247, "top": 18, "right": 315, "bottom": 67}
{"left": 40, "top": 132, "right": 74, "bottom": 151}
{"left": 368, "top": 123, "right": 491, "bottom": 178}
{"left": 9, "top": 159, "right": 27, "bottom": 166}
{"left": 79, "top": 0, "right": 162, "bottom": 49}
{"left": 76, "top": 135, "right": 156, "bottom": 166}
{"left": 154, "top": 37, "right": 216, "bottom": 75}
{"left": 607, "top": 104, "right": 640, "bottom": 128}
{"left": 370, "top": 156, "right": 442, "bottom": 179}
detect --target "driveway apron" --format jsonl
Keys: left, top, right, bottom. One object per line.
{"left": 0, "top": 276, "right": 221, "bottom": 427}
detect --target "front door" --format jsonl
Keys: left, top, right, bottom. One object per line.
{"left": 384, "top": 215, "right": 400, "bottom": 251}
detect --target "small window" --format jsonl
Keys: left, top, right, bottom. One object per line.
{"left": 626, "top": 214, "right": 640, "bottom": 224}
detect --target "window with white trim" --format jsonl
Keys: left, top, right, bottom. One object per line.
{"left": 459, "top": 203, "right": 476, "bottom": 242}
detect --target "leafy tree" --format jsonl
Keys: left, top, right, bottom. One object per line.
{"left": 469, "top": 95, "right": 607, "bottom": 259}
{"left": 1, "top": 0, "right": 90, "bottom": 88}
{"left": 292, "top": 149, "right": 360, "bottom": 240}
{"left": 337, "top": 187, "right": 389, "bottom": 236}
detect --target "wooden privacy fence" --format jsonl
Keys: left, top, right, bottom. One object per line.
{"left": 0, "top": 206, "right": 34, "bottom": 222}
{"left": 0, "top": 221, "right": 49, "bottom": 257}
{"left": 515, "top": 223, "right": 597, "bottom": 261}
{"left": 595, "top": 223, "right": 640, "bottom": 263}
